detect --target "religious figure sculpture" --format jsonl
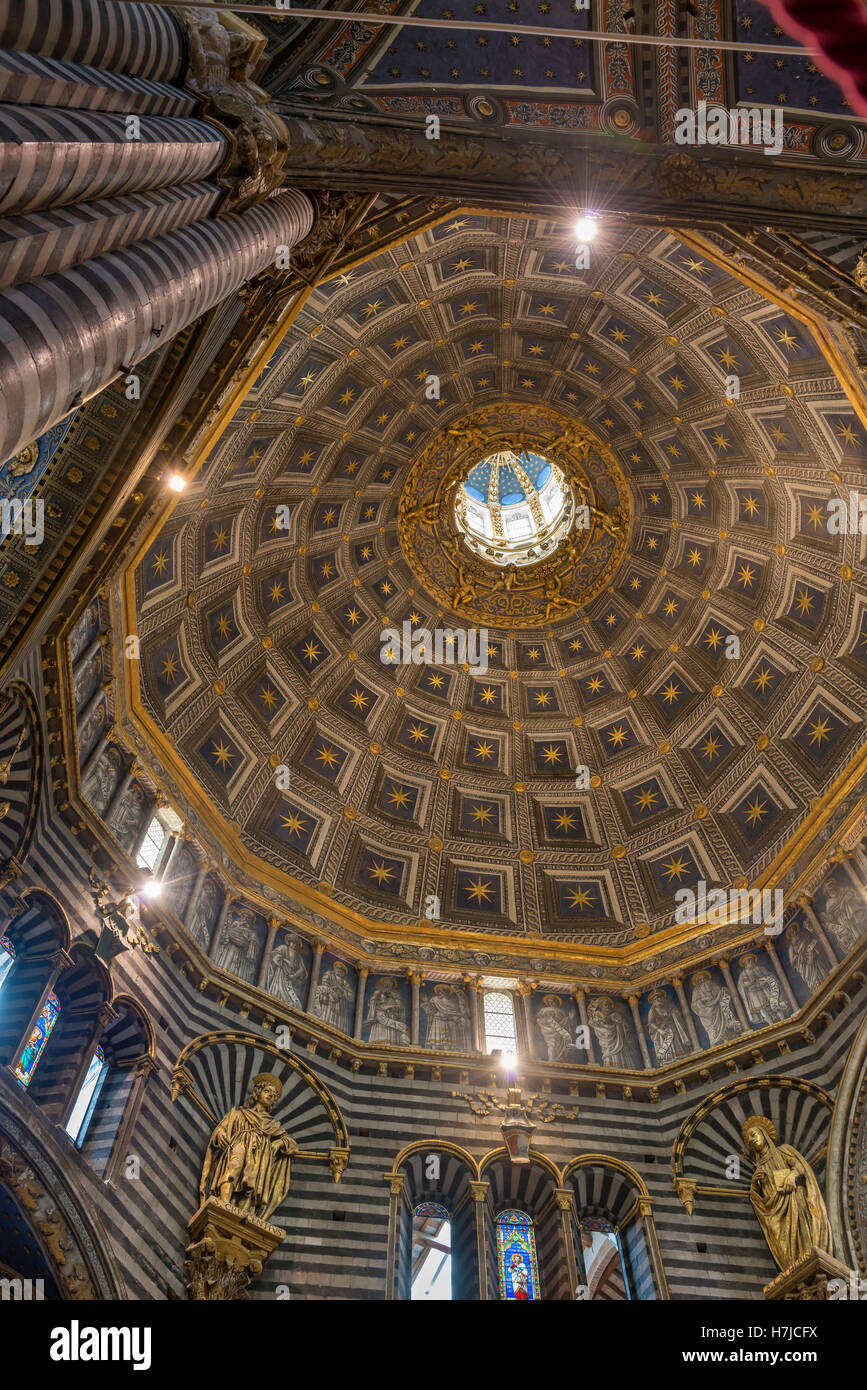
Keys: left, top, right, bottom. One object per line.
{"left": 690, "top": 971, "right": 741, "bottom": 1045}
{"left": 423, "top": 983, "right": 471, "bottom": 1051}
{"left": 736, "top": 954, "right": 789, "bottom": 1028}
{"left": 742, "top": 1115, "right": 833, "bottom": 1273}
{"left": 266, "top": 934, "right": 308, "bottom": 1010}
{"left": 199, "top": 1073, "right": 298, "bottom": 1222}
{"left": 189, "top": 877, "right": 218, "bottom": 951}
{"left": 311, "top": 959, "right": 354, "bottom": 1033}
{"left": 0, "top": 724, "right": 26, "bottom": 820}
{"left": 215, "top": 907, "right": 259, "bottom": 982}
{"left": 820, "top": 875, "right": 862, "bottom": 955}
{"left": 785, "top": 922, "right": 826, "bottom": 992}
{"left": 588, "top": 996, "right": 639, "bottom": 1068}
{"left": 108, "top": 781, "right": 145, "bottom": 848}
{"left": 536, "top": 995, "right": 577, "bottom": 1062}
{"left": 364, "top": 977, "right": 410, "bottom": 1046}
{"left": 82, "top": 746, "right": 121, "bottom": 817}
{"left": 646, "top": 990, "right": 691, "bottom": 1064}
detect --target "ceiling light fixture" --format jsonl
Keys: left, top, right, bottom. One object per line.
{"left": 575, "top": 213, "right": 599, "bottom": 243}
{"left": 139, "top": 878, "right": 162, "bottom": 899}
{"left": 168, "top": 473, "right": 187, "bottom": 492}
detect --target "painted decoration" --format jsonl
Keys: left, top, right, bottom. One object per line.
{"left": 496, "top": 1209, "right": 539, "bottom": 1300}
{"left": 15, "top": 991, "right": 60, "bottom": 1087}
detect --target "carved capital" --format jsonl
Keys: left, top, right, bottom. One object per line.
{"left": 185, "top": 1199, "right": 284, "bottom": 1300}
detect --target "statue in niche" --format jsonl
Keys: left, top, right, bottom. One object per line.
{"left": 646, "top": 989, "right": 691, "bottom": 1064}
{"left": 820, "top": 875, "right": 863, "bottom": 955}
{"left": 536, "top": 995, "right": 577, "bottom": 1062}
{"left": 690, "top": 971, "right": 741, "bottom": 1045}
{"left": 365, "top": 977, "right": 410, "bottom": 1046}
{"left": 785, "top": 921, "right": 826, "bottom": 993}
{"left": 108, "top": 782, "right": 145, "bottom": 849}
{"left": 189, "top": 877, "right": 218, "bottom": 951}
{"left": 199, "top": 1073, "right": 298, "bottom": 1222}
{"left": 73, "top": 650, "right": 101, "bottom": 709}
{"left": 736, "top": 954, "right": 789, "bottom": 1028}
{"left": 77, "top": 699, "right": 105, "bottom": 758}
{"left": 166, "top": 848, "right": 194, "bottom": 916}
{"left": 215, "top": 907, "right": 259, "bottom": 982}
{"left": 266, "top": 933, "right": 308, "bottom": 1010}
{"left": 423, "top": 983, "right": 471, "bottom": 1051}
{"left": 741, "top": 1115, "right": 833, "bottom": 1273}
{"left": 588, "top": 996, "right": 639, "bottom": 1069}
{"left": 82, "top": 746, "right": 121, "bottom": 817}
{"left": 310, "top": 959, "right": 354, "bottom": 1033}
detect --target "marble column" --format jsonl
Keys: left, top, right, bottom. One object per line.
{"left": 208, "top": 892, "right": 235, "bottom": 967}
{"left": 468, "top": 1181, "right": 491, "bottom": 1300}
{"left": 798, "top": 895, "right": 839, "bottom": 968}
{"left": 0, "top": 0, "right": 188, "bottom": 85}
{"left": 571, "top": 987, "right": 596, "bottom": 1063}
{"left": 0, "top": 188, "right": 315, "bottom": 463}
{"left": 257, "top": 916, "right": 281, "bottom": 991}
{"left": 626, "top": 994, "right": 651, "bottom": 1069}
{"left": 672, "top": 976, "right": 701, "bottom": 1050}
{"left": 515, "top": 982, "right": 535, "bottom": 1059}
{"left": 183, "top": 859, "right": 210, "bottom": 932}
{"left": 833, "top": 847, "right": 867, "bottom": 904}
{"left": 409, "top": 971, "right": 422, "bottom": 1046}
{"left": 383, "top": 1171, "right": 406, "bottom": 1301}
{"left": 306, "top": 941, "right": 325, "bottom": 1012}
{"left": 764, "top": 937, "right": 799, "bottom": 1014}
{"left": 104, "top": 758, "right": 136, "bottom": 823}
{"left": 717, "top": 957, "right": 750, "bottom": 1031}
{"left": 353, "top": 967, "right": 369, "bottom": 1040}
{"left": 553, "top": 1188, "right": 580, "bottom": 1299}
{"left": 465, "top": 976, "right": 483, "bottom": 1053}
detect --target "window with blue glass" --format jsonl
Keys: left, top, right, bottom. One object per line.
{"left": 411, "top": 1201, "right": 452, "bottom": 1300}
{"left": 0, "top": 934, "right": 15, "bottom": 992}
{"left": 14, "top": 990, "right": 60, "bottom": 1088}
{"left": 496, "top": 1209, "right": 539, "bottom": 1300}
{"left": 65, "top": 1045, "right": 108, "bottom": 1146}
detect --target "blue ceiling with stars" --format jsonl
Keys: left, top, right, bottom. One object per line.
{"left": 121, "top": 210, "right": 867, "bottom": 957}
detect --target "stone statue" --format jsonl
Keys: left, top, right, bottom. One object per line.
{"left": 736, "top": 954, "right": 789, "bottom": 1028}
{"left": 646, "top": 990, "right": 691, "bottom": 1064}
{"left": 0, "top": 724, "right": 26, "bottom": 820}
{"left": 364, "top": 977, "right": 410, "bottom": 1046}
{"left": 215, "top": 907, "right": 259, "bottom": 982}
{"left": 422, "top": 983, "right": 471, "bottom": 1051}
{"left": 742, "top": 1115, "right": 833, "bottom": 1272}
{"left": 189, "top": 877, "right": 218, "bottom": 951}
{"left": 266, "top": 934, "right": 308, "bottom": 1010}
{"left": 690, "top": 971, "right": 741, "bottom": 1045}
{"left": 199, "top": 1073, "right": 298, "bottom": 1222}
{"left": 785, "top": 922, "right": 826, "bottom": 992}
{"left": 108, "top": 781, "right": 145, "bottom": 849}
{"left": 588, "top": 996, "right": 639, "bottom": 1068}
{"left": 82, "top": 746, "right": 121, "bottom": 817}
{"left": 820, "top": 875, "right": 862, "bottom": 955}
{"left": 536, "top": 995, "right": 576, "bottom": 1062}
{"left": 310, "top": 960, "right": 354, "bottom": 1033}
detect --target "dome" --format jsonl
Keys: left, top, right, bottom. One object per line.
{"left": 456, "top": 448, "right": 574, "bottom": 567}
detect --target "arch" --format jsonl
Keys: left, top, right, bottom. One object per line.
{"left": 562, "top": 1153, "right": 668, "bottom": 1299}
{"left": 0, "top": 1089, "right": 125, "bottom": 1299}
{"left": 827, "top": 1011, "right": 867, "bottom": 1274}
{"left": 481, "top": 1148, "right": 575, "bottom": 1299}
{"left": 386, "top": 1140, "right": 483, "bottom": 1300}
{"left": 562, "top": 1152, "right": 651, "bottom": 1195}
{"left": 7, "top": 886, "right": 72, "bottom": 952}
{"left": 0, "top": 681, "right": 43, "bottom": 883}
{"left": 391, "top": 1137, "right": 480, "bottom": 1182}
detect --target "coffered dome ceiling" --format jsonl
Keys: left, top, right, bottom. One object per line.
{"left": 116, "top": 212, "right": 867, "bottom": 963}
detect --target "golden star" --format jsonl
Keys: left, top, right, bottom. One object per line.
{"left": 152, "top": 549, "right": 169, "bottom": 576}
{"left": 349, "top": 688, "right": 369, "bottom": 711}
{"left": 741, "top": 493, "right": 760, "bottom": 517}
{"left": 704, "top": 627, "right": 723, "bottom": 651}
{"left": 387, "top": 784, "right": 412, "bottom": 811}
{"left": 408, "top": 721, "right": 430, "bottom": 744}
{"left": 260, "top": 685, "right": 278, "bottom": 711}
{"left": 662, "top": 854, "right": 690, "bottom": 882}
{"left": 794, "top": 587, "right": 815, "bottom": 617}
{"left": 634, "top": 785, "right": 659, "bottom": 812}
{"left": 700, "top": 733, "right": 721, "bottom": 761}
{"left": 301, "top": 639, "right": 322, "bottom": 664}
{"left": 315, "top": 743, "right": 339, "bottom": 770}
{"left": 661, "top": 679, "right": 681, "bottom": 704}
{"left": 736, "top": 563, "right": 756, "bottom": 589}
{"left": 566, "top": 886, "right": 594, "bottom": 911}
{"left": 465, "top": 875, "right": 494, "bottom": 904}
{"left": 470, "top": 802, "right": 495, "bottom": 826}
{"left": 534, "top": 689, "right": 552, "bottom": 706}
{"left": 211, "top": 738, "right": 234, "bottom": 770}
{"left": 161, "top": 653, "right": 179, "bottom": 682}
{"left": 808, "top": 715, "right": 832, "bottom": 747}
{"left": 607, "top": 724, "right": 628, "bottom": 747}
{"left": 751, "top": 665, "right": 774, "bottom": 694}
{"left": 480, "top": 686, "right": 498, "bottom": 704}
{"left": 281, "top": 811, "right": 308, "bottom": 838}
{"left": 553, "top": 810, "right": 577, "bottom": 832}
{"left": 472, "top": 739, "right": 495, "bottom": 760}
{"left": 369, "top": 858, "right": 396, "bottom": 885}
{"left": 744, "top": 794, "right": 768, "bottom": 827}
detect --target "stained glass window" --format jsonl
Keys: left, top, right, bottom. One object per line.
{"left": 496, "top": 1209, "right": 539, "bottom": 1300}
{"left": 411, "top": 1202, "right": 452, "bottom": 1300}
{"left": 65, "top": 1045, "right": 108, "bottom": 1146}
{"left": 136, "top": 815, "right": 165, "bottom": 871}
{"left": 0, "top": 934, "right": 15, "bottom": 992}
{"left": 483, "top": 990, "right": 517, "bottom": 1054}
{"left": 14, "top": 990, "right": 60, "bottom": 1088}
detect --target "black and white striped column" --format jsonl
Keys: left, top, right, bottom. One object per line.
{"left": 0, "top": 0, "right": 187, "bottom": 85}
{"left": 0, "top": 188, "right": 314, "bottom": 463}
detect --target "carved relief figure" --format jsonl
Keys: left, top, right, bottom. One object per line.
{"left": 742, "top": 1115, "right": 833, "bottom": 1272}
{"left": 785, "top": 922, "right": 826, "bottom": 993}
{"left": 311, "top": 959, "right": 354, "bottom": 1033}
{"left": 690, "top": 971, "right": 741, "bottom": 1045}
{"left": 646, "top": 990, "right": 691, "bottom": 1064}
{"left": 365, "top": 977, "right": 410, "bottom": 1046}
{"left": 166, "top": 847, "right": 194, "bottom": 918}
{"left": 736, "top": 954, "right": 789, "bottom": 1028}
{"left": 536, "top": 995, "right": 576, "bottom": 1062}
{"left": 215, "top": 907, "right": 259, "bottom": 982}
{"left": 189, "top": 877, "right": 218, "bottom": 951}
{"left": 423, "top": 983, "right": 471, "bottom": 1051}
{"left": 266, "top": 933, "right": 308, "bottom": 1010}
{"left": 199, "top": 1073, "right": 298, "bottom": 1222}
{"left": 82, "top": 745, "right": 121, "bottom": 817}
{"left": 108, "top": 782, "right": 145, "bottom": 849}
{"left": 588, "top": 996, "right": 639, "bottom": 1069}
{"left": 820, "top": 876, "right": 863, "bottom": 956}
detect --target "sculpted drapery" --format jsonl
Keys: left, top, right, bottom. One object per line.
{"left": 742, "top": 1116, "right": 833, "bottom": 1272}
{"left": 200, "top": 1074, "right": 298, "bottom": 1223}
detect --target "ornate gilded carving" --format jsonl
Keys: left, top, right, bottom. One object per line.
{"left": 742, "top": 1115, "right": 834, "bottom": 1273}
{"left": 185, "top": 1198, "right": 285, "bottom": 1301}
{"left": 181, "top": 7, "right": 289, "bottom": 213}
{"left": 199, "top": 1073, "right": 298, "bottom": 1220}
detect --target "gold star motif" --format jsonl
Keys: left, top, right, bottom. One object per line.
{"left": 715, "top": 346, "right": 738, "bottom": 370}
{"left": 344, "top": 606, "right": 362, "bottom": 626}
{"left": 407, "top": 721, "right": 430, "bottom": 745}
{"left": 451, "top": 257, "right": 474, "bottom": 273}
{"left": 687, "top": 547, "right": 704, "bottom": 568}
{"left": 794, "top": 587, "right": 815, "bottom": 617}
{"left": 741, "top": 494, "right": 760, "bottom": 517}
{"left": 667, "top": 373, "right": 686, "bottom": 394}
{"left": 534, "top": 689, "right": 552, "bottom": 707}
{"left": 566, "top": 886, "right": 594, "bottom": 911}
{"left": 480, "top": 686, "right": 498, "bottom": 705}
{"left": 630, "top": 643, "right": 646, "bottom": 663}
{"left": 835, "top": 421, "right": 861, "bottom": 448}
{"left": 472, "top": 739, "right": 495, "bottom": 760}
{"left": 704, "top": 627, "right": 724, "bottom": 651}
{"left": 634, "top": 785, "right": 659, "bottom": 813}
{"left": 469, "top": 802, "right": 495, "bottom": 827}
{"left": 260, "top": 685, "right": 278, "bottom": 712}
{"left": 805, "top": 503, "right": 825, "bottom": 531}
{"left": 774, "top": 327, "right": 799, "bottom": 352}
{"left": 586, "top": 675, "right": 604, "bottom": 694}
{"left": 751, "top": 665, "right": 774, "bottom": 694}
{"left": 361, "top": 299, "right": 384, "bottom": 318}
{"left": 211, "top": 738, "right": 234, "bottom": 770}
{"left": 215, "top": 613, "right": 233, "bottom": 640}
{"left": 210, "top": 525, "right": 230, "bottom": 553}
{"left": 152, "top": 549, "right": 169, "bottom": 576}
{"left": 338, "top": 388, "right": 356, "bottom": 407}
{"left": 465, "top": 875, "right": 495, "bottom": 904}
{"left": 700, "top": 733, "right": 721, "bottom": 761}
{"left": 736, "top": 563, "right": 756, "bottom": 590}
{"left": 607, "top": 724, "right": 628, "bottom": 747}
{"left": 387, "top": 783, "right": 412, "bottom": 811}
{"left": 315, "top": 743, "right": 339, "bottom": 770}
{"left": 744, "top": 794, "right": 768, "bottom": 827}
{"left": 268, "top": 580, "right": 285, "bottom": 604}
{"left": 160, "top": 653, "right": 179, "bottom": 682}
{"left": 711, "top": 431, "right": 731, "bottom": 452}
{"left": 369, "top": 858, "right": 396, "bottom": 886}
{"left": 661, "top": 679, "right": 681, "bottom": 704}
{"left": 301, "top": 639, "right": 322, "bottom": 664}
{"left": 662, "top": 854, "right": 690, "bottom": 882}
{"left": 281, "top": 811, "right": 308, "bottom": 838}
{"left": 553, "top": 810, "right": 577, "bottom": 832}
{"left": 690, "top": 491, "right": 706, "bottom": 510}
{"left": 808, "top": 715, "right": 832, "bottom": 747}
{"left": 349, "top": 687, "right": 369, "bottom": 711}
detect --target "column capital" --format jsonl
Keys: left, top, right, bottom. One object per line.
{"left": 468, "top": 1181, "right": 490, "bottom": 1203}
{"left": 552, "top": 1187, "right": 575, "bottom": 1212}
{"left": 383, "top": 1172, "right": 406, "bottom": 1197}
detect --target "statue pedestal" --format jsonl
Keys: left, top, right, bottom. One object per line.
{"left": 763, "top": 1247, "right": 851, "bottom": 1301}
{"left": 185, "top": 1198, "right": 285, "bottom": 1300}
